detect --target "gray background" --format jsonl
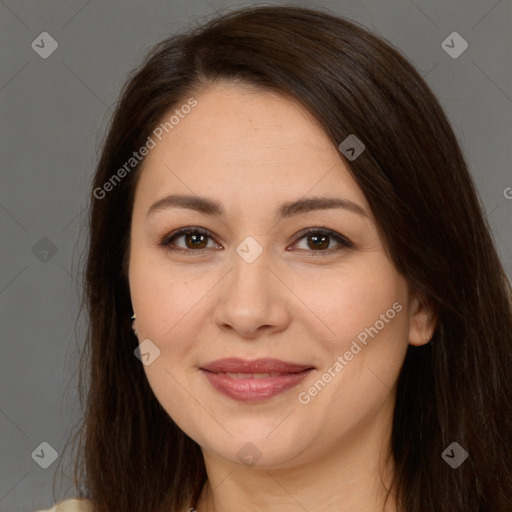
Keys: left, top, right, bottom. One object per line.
{"left": 0, "top": 0, "right": 511, "bottom": 510}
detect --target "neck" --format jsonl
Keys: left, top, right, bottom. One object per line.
{"left": 194, "top": 398, "right": 397, "bottom": 512}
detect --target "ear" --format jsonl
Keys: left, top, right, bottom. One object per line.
{"left": 131, "top": 313, "right": 138, "bottom": 338}
{"left": 408, "top": 290, "right": 437, "bottom": 346}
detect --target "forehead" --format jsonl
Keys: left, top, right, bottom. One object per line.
{"left": 134, "top": 83, "right": 369, "bottom": 212}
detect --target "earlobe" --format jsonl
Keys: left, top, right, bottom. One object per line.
{"left": 131, "top": 313, "right": 138, "bottom": 337}
{"left": 408, "top": 291, "right": 437, "bottom": 347}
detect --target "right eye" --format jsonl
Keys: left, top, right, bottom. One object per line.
{"left": 158, "top": 227, "right": 223, "bottom": 253}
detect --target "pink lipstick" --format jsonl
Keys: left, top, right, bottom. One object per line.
{"left": 200, "top": 358, "right": 314, "bottom": 402}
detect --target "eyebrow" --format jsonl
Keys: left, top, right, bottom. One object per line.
{"left": 146, "top": 194, "right": 369, "bottom": 219}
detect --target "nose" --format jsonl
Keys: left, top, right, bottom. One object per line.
{"left": 213, "top": 247, "right": 291, "bottom": 340}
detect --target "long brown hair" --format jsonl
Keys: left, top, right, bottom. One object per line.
{"left": 55, "top": 5, "right": 512, "bottom": 511}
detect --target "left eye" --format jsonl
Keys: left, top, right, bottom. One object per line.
{"left": 293, "top": 227, "right": 352, "bottom": 253}
{"left": 158, "top": 227, "right": 352, "bottom": 254}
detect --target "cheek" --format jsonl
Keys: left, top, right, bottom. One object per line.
{"left": 295, "top": 261, "right": 410, "bottom": 406}
{"left": 294, "top": 266, "right": 409, "bottom": 432}
{"left": 296, "top": 258, "right": 408, "bottom": 355}
{"left": 129, "top": 257, "right": 211, "bottom": 432}
{"left": 129, "top": 248, "right": 215, "bottom": 341}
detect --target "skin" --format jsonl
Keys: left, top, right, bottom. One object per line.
{"left": 128, "top": 82, "right": 436, "bottom": 512}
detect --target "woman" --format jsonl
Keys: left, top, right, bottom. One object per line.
{"left": 39, "top": 5, "right": 512, "bottom": 512}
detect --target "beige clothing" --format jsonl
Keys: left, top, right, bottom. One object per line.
{"left": 36, "top": 497, "right": 193, "bottom": 511}
{"left": 35, "top": 498, "right": 94, "bottom": 512}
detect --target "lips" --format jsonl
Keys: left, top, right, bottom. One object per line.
{"left": 201, "top": 358, "right": 313, "bottom": 374}
{"left": 200, "top": 358, "right": 314, "bottom": 402}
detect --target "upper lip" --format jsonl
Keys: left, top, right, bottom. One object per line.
{"left": 200, "top": 358, "right": 314, "bottom": 374}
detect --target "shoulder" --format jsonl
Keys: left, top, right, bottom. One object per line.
{"left": 36, "top": 497, "right": 192, "bottom": 512}
{"left": 34, "top": 498, "right": 94, "bottom": 512}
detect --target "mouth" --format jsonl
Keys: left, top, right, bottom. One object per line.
{"left": 199, "top": 358, "right": 314, "bottom": 402}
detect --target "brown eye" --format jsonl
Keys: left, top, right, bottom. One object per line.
{"left": 305, "top": 233, "right": 330, "bottom": 250}
{"left": 159, "top": 228, "right": 221, "bottom": 252}
{"left": 292, "top": 228, "right": 352, "bottom": 253}
{"left": 158, "top": 226, "right": 352, "bottom": 256}
{"left": 181, "top": 232, "right": 208, "bottom": 249}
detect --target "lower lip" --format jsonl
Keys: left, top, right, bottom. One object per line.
{"left": 200, "top": 369, "right": 313, "bottom": 402}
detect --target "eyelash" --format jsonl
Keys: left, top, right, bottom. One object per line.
{"left": 158, "top": 226, "right": 353, "bottom": 256}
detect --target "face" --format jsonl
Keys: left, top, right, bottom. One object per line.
{"left": 128, "top": 82, "right": 431, "bottom": 469}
